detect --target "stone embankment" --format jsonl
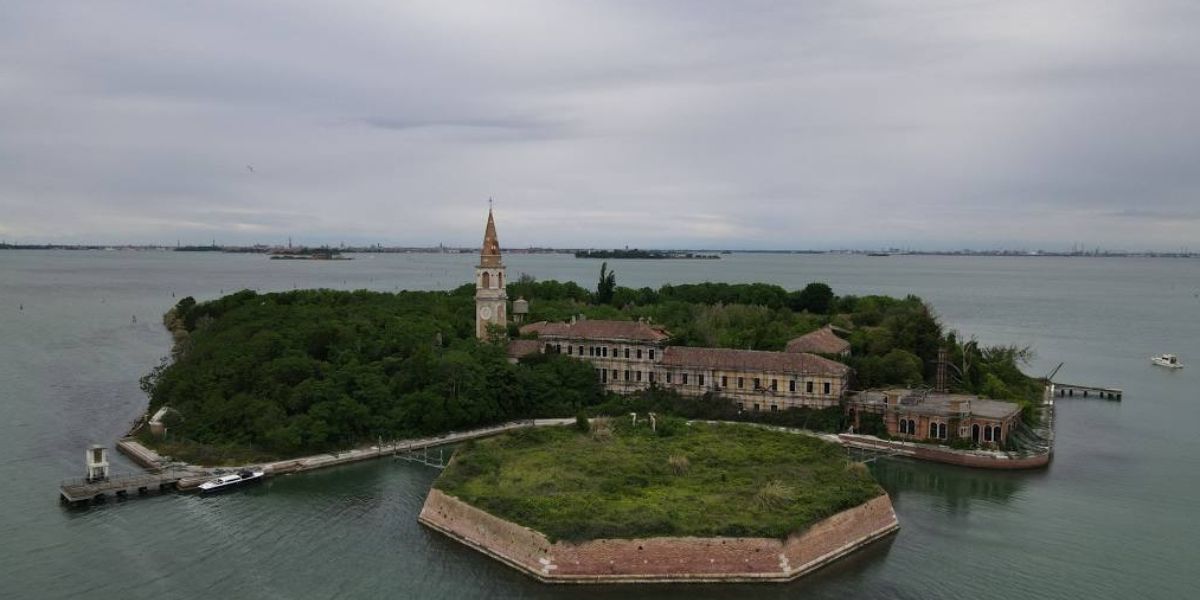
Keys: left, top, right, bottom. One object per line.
{"left": 118, "top": 419, "right": 577, "bottom": 490}
{"left": 837, "top": 434, "right": 1051, "bottom": 469}
{"left": 418, "top": 489, "right": 899, "bottom": 583}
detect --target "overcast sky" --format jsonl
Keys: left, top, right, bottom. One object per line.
{"left": 2, "top": 1, "right": 1198, "bottom": 250}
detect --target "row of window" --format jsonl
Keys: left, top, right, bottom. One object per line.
{"left": 592, "top": 368, "right": 834, "bottom": 396}
{"left": 898, "top": 419, "right": 949, "bottom": 439}
{"left": 976, "top": 424, "right": 1003, "bottom": 442}
{"left": 596, "top": 368, "right": 656, "bottom": 384}
{"left": 898, "top": 419, "right": 1005, "bottom": 443}
{"left": 552, "top": 343, "right": 657, "bottom": 361}
{"left": 735, "top": 402, "right": 780, "bottom": 412}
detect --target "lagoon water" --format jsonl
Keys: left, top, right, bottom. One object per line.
{"left": 2, "top": 250, "right": 1198, "bottom": 599}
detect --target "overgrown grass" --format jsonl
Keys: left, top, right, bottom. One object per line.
{"left": 434, "top": 421, "right": 884, "bottom": 542}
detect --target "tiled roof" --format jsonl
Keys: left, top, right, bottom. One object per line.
{"left": 520, "top": 319, "right": 670, "bottom": 343}
{"left": 785, "top": 325, "right": 851, "bottom": 355}
{"left": 480, "top": 208, "right": 501, "bottom": 267}
{"left": 661, "top": 346, "right": 850, "bottom": 376}
{"left": 519, "top": 321, "right": 571, "bottom": 337}
{"left": 505, "top": 339, "right": 543, "bottom": 359}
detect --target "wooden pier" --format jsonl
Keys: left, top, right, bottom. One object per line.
{"left": 1052, "top": 383, "right": 1122, "bottom": 401}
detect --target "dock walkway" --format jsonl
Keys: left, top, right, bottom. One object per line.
{"left": 1052, "top": 383, "right": 1122, "bottom": 400}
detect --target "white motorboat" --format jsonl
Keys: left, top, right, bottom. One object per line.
{"left": 199, "top": 469, "right": 264, "bottom": 493}
{"left": 1151, "top": 353, "right": 1183, "bottom": 369}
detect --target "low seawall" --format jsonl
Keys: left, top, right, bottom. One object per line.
{"left": 839, "top": 435, "right": 1051, "bottom": 470}
{"left": 418, "top": 489, "right": 899, "bottom": 583}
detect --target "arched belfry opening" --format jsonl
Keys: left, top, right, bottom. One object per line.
{"left": 475, "top": 203, "right": 508, "bottom": 340}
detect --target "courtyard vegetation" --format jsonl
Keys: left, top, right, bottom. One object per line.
{"left": 434, "top": 421, "right": 883, "bottom": 541}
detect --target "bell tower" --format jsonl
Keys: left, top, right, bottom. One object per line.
{"left": 475, "top": 204, "right": 508, "bottom": 340}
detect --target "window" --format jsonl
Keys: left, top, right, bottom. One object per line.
{"left": 624, "top": 348, "right": 630, "bottom": 359}
{"left": 545, "top": 343, "right": 553, "bottom": 354}
{"left": 771, "top": 379, "right": 778, "bottom": 391}
{"left": 938, "top": 423, "right": 947, "bottom": 439}
{"left": 649, "top": 349, "right": 655, "bottom": 360}
{"left": 736, "top": 402, "right": 744, "bottom": 410}
{"left": 636, "top": 371, "right": 642, "bottom": 382}
{"left": 612, "top": 347, "right": 617, "bottom": 357}
{"left": 929, "top": 422, "right": 938, "bottom": 438}
{"left": 611, "top": 369, "right": 617, "bottom": 380}
{"left": 555, "top": 344, "right": 562, "bottom": 353}
{"left": 624, "top": 370, "right": 630, "bottom": 381}
{"left": 738, "top": 377, "right": 744, "bottom": 389}
{"left": 771, "top": 405, "right": 778, "bottom": 412}
{"left": 601, "top": 369, "right": 607, "bottom": 383}
{"left": 649, "top": 372, "right": 656, "bottom": 383}
{"left": 589, "top": 346, "right": 595, "bottom": 357}
{"left": 666, "top": 372, "right": 673, "bottom": 384}
{"left": 823, "top": 382, "right": 831, "bottom": 395}
{"left": 899, "top": 419, "right": 909, "bottom": 434}
{"left": 753, "top": 403, "right": 760, "bottom": 411}
{"left": 682, "top": 373, "right": 689, "bottom": 385}
{"left": 567, "top": 345, "right": 573, "bottom": 355}
{"left": 721, "top": 376, "right": 728, "bottom": 388}
{"left": 602, "top": 347, "right": 608, "bottom": 357}
{"left": 698, "top": 374, "right": 705, "bottom": 386}
{"left": 908, "top": 419, "right": 916, "bottom": 435}
{"left": 789, "top": 380, "right": 796, "bottom": 392}
{"left": 482, "top": 272, "right": 491, "bottom": 288}
{"left": 992, "top": 426, "right": 1002, "bottom": 442}
{"left": 578, "top": 345, "right": 583, "bottom": 355}
{"left": 806, "top": 381, "right": 814, "bottom": 393}
{"left": 636, "top": 349, "right": 642, "bottom": 359}
{"left": 753, "top": 378, "right": 761, "bottom": 389}
{"left": 984, "top": 425, "right": 993, "bottom": 442}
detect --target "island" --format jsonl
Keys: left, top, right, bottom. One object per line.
{"left": 420, "top": 419, "right": 898, "bottom": 582}
{"left": 574, "top": 249, "right": 720, "bottom": 259}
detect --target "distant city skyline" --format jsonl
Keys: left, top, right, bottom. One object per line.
{"left": 3, "top": 2, "right": 1199, "bottom": 250}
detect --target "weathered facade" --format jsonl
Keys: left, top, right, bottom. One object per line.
{"left": 845, "top": 388, "right": 1021, "bottom": 447}
{"left": 517, "top": 319, "right": 852, "bottom": 409}
{"left": 484, "top": 207, "right": 849, "bottom": 409}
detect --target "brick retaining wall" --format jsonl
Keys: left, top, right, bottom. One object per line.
{"left": 418, "top": 489, "right": 899, "bottom": 583}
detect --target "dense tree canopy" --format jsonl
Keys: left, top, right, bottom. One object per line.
{"left": 143, "top": 272, "right": 1043, "bottom": 459}
{"left": 146, "top": 288, "right": 602, "bottom": 456}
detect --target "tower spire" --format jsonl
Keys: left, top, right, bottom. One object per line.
{"left": 480, "top": 200, "right": 501, "bottom": 267}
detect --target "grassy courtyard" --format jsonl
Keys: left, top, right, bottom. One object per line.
{"left": 433, "top": 419, "right": 884, "bottom": 542}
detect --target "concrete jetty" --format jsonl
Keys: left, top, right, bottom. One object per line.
{"left": 61, "top": 419, "right": 574, "bottom": 507}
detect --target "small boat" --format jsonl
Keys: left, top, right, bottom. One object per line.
{"left": 199, "top": 469, "right": 264, "bottom": 493}
{"left": 1151, "top": 353, "right": 1183, "bottom": 369}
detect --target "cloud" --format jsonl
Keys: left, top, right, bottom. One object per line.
{"left": 1, "top": 0, "right": 1198, "bottom": 249}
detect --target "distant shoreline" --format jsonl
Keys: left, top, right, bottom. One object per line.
{"left": 1, "top": 245, "right": 1196, "bottom": 259}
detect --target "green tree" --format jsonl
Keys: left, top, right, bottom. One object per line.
{"left": 596, "top": 262, "right": 617, "bottom": 304}
{"left": 789, "top": 282, "right": 834, "bottom": 314}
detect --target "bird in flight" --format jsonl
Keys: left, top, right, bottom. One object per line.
{"left": 246, "top": 165, "right": 255, "bottom": 173}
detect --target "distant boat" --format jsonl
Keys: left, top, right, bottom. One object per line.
{"left": 1151, "top": 353, "right": 1183, "bottom": 369}
{"left": 199, "top": 469, "right": 264, "bottom": 494}
{"left": 867, "top": 252, "right": 891, "bottom": 257}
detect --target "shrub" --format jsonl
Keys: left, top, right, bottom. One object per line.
{"left": 667, "top": 454, "right": 690, "bottom": 475}
{"left": 755, "top": 480, "right": 796, "bottom": 511}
